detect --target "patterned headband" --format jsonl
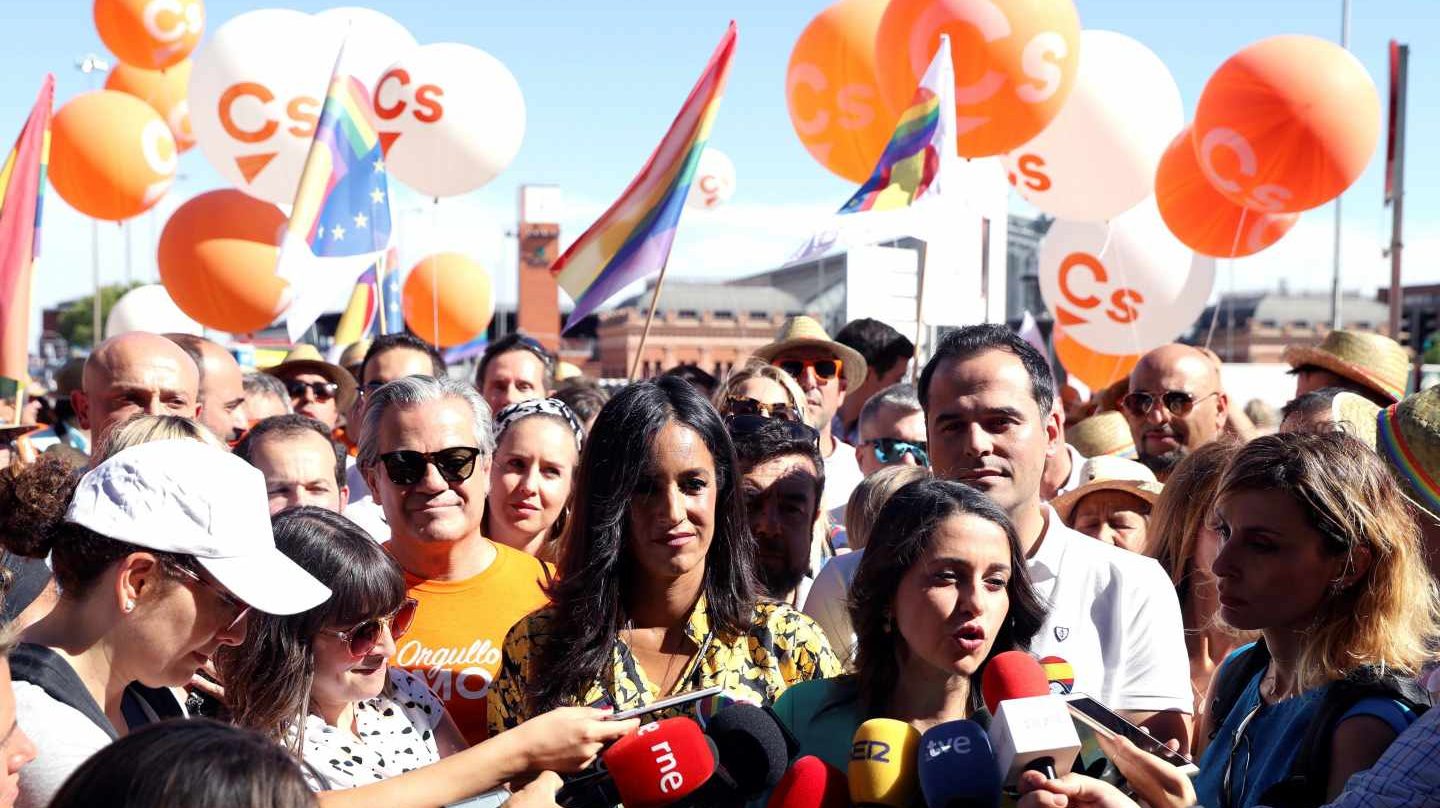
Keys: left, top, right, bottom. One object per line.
{"left": 1376, "top": 404, "right": 1440, "bottom": 518}
{"left": 494, "top": 398, "right": 585, "bottom": 451}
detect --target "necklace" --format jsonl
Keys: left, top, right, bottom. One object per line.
{"left": 621, "top": 622, "right": 688, "bottom": 696}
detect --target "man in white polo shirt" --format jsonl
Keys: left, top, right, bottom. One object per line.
{"left": 919, "top": 324, "right": 1193, "bottom": 752}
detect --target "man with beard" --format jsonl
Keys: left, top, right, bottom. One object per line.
{"left": 732, "top": 416, "right": 825, "bottom": 606}
{"left": 1121, "top": 344, "right": 1229, "bottom": 481}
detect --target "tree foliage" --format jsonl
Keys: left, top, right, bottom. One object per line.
{"left": 55, "top": 282, "right": 144, "bottom": 349}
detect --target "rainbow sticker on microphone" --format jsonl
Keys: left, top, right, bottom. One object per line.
{"left": 694, "top": 690, "right": 761, "bottom": 729}
{"left": 1041, "top": 655, "right": 1075, "bottom": 694}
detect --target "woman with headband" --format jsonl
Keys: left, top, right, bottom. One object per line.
{"left": 486, "top": 399, "right": 586, "bottom": 561}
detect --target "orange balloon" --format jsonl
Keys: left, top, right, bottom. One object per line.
{"left": 1156, "top": 127, "right": 1298, "bottom": 258}
{"left": 875, "top": 0, "right": 1081, "bottom": 157}
{"left": 49, "top": 90, "right": 176, "bottom": 221}
{"left": 104, "top": 59, "right": 194, "bottom": 152}
{"left": 158, "top": 190, "right": 290, "bottom": 333}
{"left": 403, "top": 253, "right": 495, "bottom": 348}
{"left": 94, "top": 0, "right": 204, "bottom": 70}
{"left": 1055, "top": 326, "right": 1138, "bottom": 391}
{"left": 786, "top": 0, "right": 899, "bottom": 183}
{"left": 1193, "top": 35, "right": 1379, "bottom": 213}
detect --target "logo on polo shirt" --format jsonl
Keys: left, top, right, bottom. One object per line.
{"left": 1053, "top": 626, "right": 1070, "bottom": 642}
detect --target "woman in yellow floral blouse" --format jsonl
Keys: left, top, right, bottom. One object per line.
{"left": 488, "top": 377, "right": 841, "bottom": 733}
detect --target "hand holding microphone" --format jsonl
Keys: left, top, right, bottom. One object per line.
{"left": 511, "top": 706, "right": 642, "bottom": 773}
{"left": 982, "top": 652, "right": 1081, "bottom": 788}
{"left": 849, "top": 717, "right": 921, "bottom": 807}
{"left": 556, "top": 717, "right": 717, "bottom": 808}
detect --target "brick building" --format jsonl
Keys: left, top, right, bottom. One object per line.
{"left": 1188, "top": 291, "right": 1392, "bottom": 362}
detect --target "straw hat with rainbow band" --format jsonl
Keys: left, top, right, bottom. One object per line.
{"left": 1376, "top": 386, "right": 1440, "bottom": 520}
{"left": 1282, "top": 330, "right": 1409, "bottom": 404}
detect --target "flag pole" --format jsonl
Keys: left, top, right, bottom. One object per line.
{"left": 911, "top": 241, "right": 929, "bottom": 384}
{"left": 629, "top": 262, "right": 673, "bottom": 381}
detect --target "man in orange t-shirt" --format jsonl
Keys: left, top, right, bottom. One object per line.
{"left": 359, "top": 374, "right": 550, "bottom": 744}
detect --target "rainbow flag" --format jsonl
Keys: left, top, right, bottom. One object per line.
{"left": 333, "top": 247, "right": 402, "bottom": 345}
{"left": 277, "top": 41, "right": 393, "bottom": 342}
{"left": 553, "top": 22, "right": 736, "bottom": 329}
{"left": 0, "top": 75, "right": 53, "bottom": 383}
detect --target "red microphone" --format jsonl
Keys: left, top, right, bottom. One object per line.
{"left": 559, "top": 717, "right": 717, "bottom": 808}
{"left": 766, "top": 755, "right": 849, "bottom": 808}
{"left": 981, "top": 650, "right": 1051, "bottom": 712}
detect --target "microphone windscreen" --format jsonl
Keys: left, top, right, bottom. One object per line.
{"left": 981, "top": 651, "right": 1050, "bottom": 713}
{"left": 848, "top": 718, "right": 920, "bottom": 807}
{"left": 918, "top": 720, "right": 1001, "bottom": 808}
{"left": 605, "top": 717, "right": 717, "bottom": 808}
{"left": 766, "top": 756, "right": 849, "bottom": 808}
{"left": 703, "top": 703, "right": 791, "bottom": 795}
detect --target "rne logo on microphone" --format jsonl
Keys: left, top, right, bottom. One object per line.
{"left": 648, "top": 740, "right": 684, "bottom": 794}
{"left": 850, "top": 739, "right": 891, "bottom": 762}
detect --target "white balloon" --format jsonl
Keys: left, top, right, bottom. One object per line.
{"left": 314, "top": 7, "right": 418, "bottom": 97}
{"left": 189, "top": 9, "right": 335, "bottom": 206}
{"left": 1002, "top": 30, "right": 1183, "bottom": 222}
{"left": 685, "top": 148, "right": 736, "bottom": 210}
{"left": 105, "top": 285, "right": 203, "bottom": 340}
{"left": 1038, "top": 198, "right": 1215, "bottom": 355}
{"left": 376, "top": 43, "right": 525, "bottom": 198}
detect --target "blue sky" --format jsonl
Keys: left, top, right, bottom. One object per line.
{"left": 2, "top": 0, "right": 1438, "bottom": 324}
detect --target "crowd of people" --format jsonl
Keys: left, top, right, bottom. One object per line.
{"left": 0, "top": 312, "right": 1437, "bottom": 807}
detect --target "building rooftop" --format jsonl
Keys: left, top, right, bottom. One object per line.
{"left": 615, "top": 280, "right": 803, "bottom": 316}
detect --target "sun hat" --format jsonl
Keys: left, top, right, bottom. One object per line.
{"left": 267, "top": 344, "right": 358, "bottom": 414}
{"left": 1065, "top": 411, "right": 1138, "bottom": 460}
{"left": 750, "top": 315, "right": 868, "bottom": 390}
{"left": 1329, "top": 391, "right": 1381, "bottom": 449}
{"left": 1282, "top": 330, "right": 1409, "bottom": 404}
{"left": 64, "top": 439, "right": 332, "bottom": 615}
{"left": 1050, "top": 456, "right": 1163, "bottom": 523}
{"left": 1376, "top": 386, "right": 1440, "bottom": 520}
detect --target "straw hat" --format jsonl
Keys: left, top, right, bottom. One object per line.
{"left": 1329, "top": 391, "right": 1381, "bottom": 449}
{"left": 1051, "top": 456, "right": 1163, "bottom": 523}
{"left": 1282, "top": 330, "right": 1409, "bottom": 403}
{"left": 750, "top": 316, "right": 867, "bottom": 389}
{"left": 1065, "top": 412, "right": 1137, "bottom": 460}
{"left": 1376, "top": 386, "right": 1440, "bottom": 519}
{"left": 267, "top": 344, "right": 357, "bottom": 413}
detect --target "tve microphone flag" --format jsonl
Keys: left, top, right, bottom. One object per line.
{"left": 849, "top": 717, "right": 921, "bottom": 807}
{"left": 981, "top": 652, "right": 1081, "bottom": 788}
{"left": 918, "top": 720, "right": 1001, "bottom": 808}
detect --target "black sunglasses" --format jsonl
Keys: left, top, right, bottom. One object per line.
{"left": 286, "top": 380, "right": 339, "bottom": 402}
{"left": 774, "top": 357, "right": 842, "bottom": 382}
{"left": 319, "top": 598, "right": 419, "bottom": 657}
{"left": 725, "top": 414, "right": 821, "bottom": 451}
{"left": 1121, "top": 390, "right": 1219, "bottom": 418}
{"left": 378, "top": 447, "right": 482, "bottom": 486}
{"left": 722, "top": 396, "right": 799, "bottom": 422}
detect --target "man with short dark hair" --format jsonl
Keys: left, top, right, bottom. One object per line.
{"left": 166, "top": 334, "right": 249, "bottom": 444}
{"left": 833, "top": 318, "right": 915, "bottom": 445}
{"left": 731, "top": 417, "right": 826, "bottom": 606}
{"left": 475, "top": 333, "right": 553, "bottom": 417}
{"left": 920, "top": 324, "right": 1192, "bottom": 751}
{"left": 234, "top": 414, "right": 349, "bottom": 514}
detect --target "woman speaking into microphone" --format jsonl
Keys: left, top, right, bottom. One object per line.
{"left": 772, "top": 478, "right": 1048, "bottom": 771}
{"left": 488, "top": 377, "right": 841, "bottom": 732}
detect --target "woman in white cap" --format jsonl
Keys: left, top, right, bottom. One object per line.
{"left": 3, "top": 439, "right": 332, "bottom": 808}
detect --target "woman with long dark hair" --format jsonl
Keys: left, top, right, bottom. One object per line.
{"left": 773, "top": 478, "right": 1048, "bottom": 771}
{"left": 489, "top": 377, "right": 841, "bottom": 730}
{"left": 220, "top": 507, "right": 636, "bottom": 807}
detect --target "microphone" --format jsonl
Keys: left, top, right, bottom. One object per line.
{"left": 918, "top": 720, "right": 1001, "bottom": 808}
{"left": 981, "top": 651, "right": 1081, "bottom": 789}
{"left": 766, "top": 756, "right": 849, "bottom": 808}
{"left": 679, "top": 703, "right": 793, "bottom": 806}
{"left": 557, "top": 717, "right": 717, "bottom": 808}
{"left": 848, "top": 717, "right": 920, "bottom": 807}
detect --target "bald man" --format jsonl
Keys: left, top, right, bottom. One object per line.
{"left": 73, "top": 332, "right": 201, "bottom": 453}
{"left": 1121, "top": 344, "right": 1229, "bottom": 480}
{"left": 167, "top": 334, "right": 249, "bottom": 444}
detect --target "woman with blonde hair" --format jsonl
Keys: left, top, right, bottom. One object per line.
{"left": 1144, "top": 440, "right": 1247, "bottom": 738}
{"left": 96, "top": 414, "right": 226, "bottom": 461}
{"left": 1189, "top": 431, "right": 1438, "bottom": 808}
{"left": 713, "top": 359, "right": 811, "bottom": 427}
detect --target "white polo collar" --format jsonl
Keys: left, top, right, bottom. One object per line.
{"left": 1027, "top": 504, "right": 1078, "bottom": 585}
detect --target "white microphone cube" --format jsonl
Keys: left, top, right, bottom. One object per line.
{"left": 990, "top": 695, "right": 1081, "bottom": 786}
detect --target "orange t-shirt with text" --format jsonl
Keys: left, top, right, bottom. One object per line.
{"left": 393, "top": 542, "right": 551, "bottom": 745}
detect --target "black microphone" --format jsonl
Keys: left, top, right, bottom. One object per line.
{"left": 680, "top": 703, "right": 793, "bottom": 806}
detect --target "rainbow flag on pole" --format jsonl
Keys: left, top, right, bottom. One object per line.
{"left": 0, "top": 75, "right": 53, "bottom": 383}
{"left": 552, "top": 22, "right": 737, "bottom": 330}
{"left": 333, "top": 247, "right": 402, "bottom": 345}
{"left": 278, "top": 41, "right": 393, "bottom": 342}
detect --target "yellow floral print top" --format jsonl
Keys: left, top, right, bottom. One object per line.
{"left": 487, "top": 594, "right": 842, "bottom": 733}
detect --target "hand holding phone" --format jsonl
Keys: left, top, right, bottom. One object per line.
{"left": 1061, "top": 694, "right": 1197, "bottom": 774}
{"left": 606, "top": 686, "right": 724, "bottom": 721}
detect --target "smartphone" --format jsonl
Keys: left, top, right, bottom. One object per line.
{"left": 607, "top": 686, "right": 725, "bottom": 721}
{"left": 1062, "top": 693, "right": 1199, "bottom": 775}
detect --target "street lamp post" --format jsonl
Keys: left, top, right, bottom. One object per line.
{"left": 75, "top": 53, "right": 110, "bottom": 347}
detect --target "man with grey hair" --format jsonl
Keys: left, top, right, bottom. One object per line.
{"left": 357, "top": 375, "right": 550, "bottom": 744}
{"left": 241, "top": 371, "right": 292, "bottom": 424}
{"left": 854, "top": 382, "right": 928, "bottom": 477}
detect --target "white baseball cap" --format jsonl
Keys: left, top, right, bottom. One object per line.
{"left": 65, "top": 439, "right": 332, "bottom": 615}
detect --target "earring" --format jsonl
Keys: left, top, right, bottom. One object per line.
{"left": 124, "top": 600, "right": 135, "bottom": 613}
{"left": 882, "top": 613, "right": 893, "bottom": 634}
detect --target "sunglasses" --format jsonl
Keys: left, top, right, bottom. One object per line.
{"left": 725, "top": 414, "right": 821, "bottom": 451}
{"left": 320, "top": 598, "right": 419, "bottom": 657}
{"left": 171, "top": 565, "right": 250, "bottom": 635}
{"left": 868, "top": 437, "right": 930, "bottom": 466}
{"left": 722, "top": 396, "right": 799, "bottom": 422}
{"left": 1121, "top": 390, "right": 1220, "bottom": 418}
{"left": 378, "top": 446, "right": 482, "bottom": 486}
{"left": 774, "top": 357, "right": 843, "bottom": 382}
{"left": 286, "top": 380, "right": 339, "bottom": 402}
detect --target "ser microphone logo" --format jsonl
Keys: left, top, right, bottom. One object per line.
{"left": 851, "top": 740, "right": 891, "bottom": 763}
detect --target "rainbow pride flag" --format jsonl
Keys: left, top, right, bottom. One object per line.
{"left": 840, "top": 87, "right": 942, "bottom": 213}
{"left": 333, "top": 247, "right": 402, "bottom": 346}
{"left": 0, "top": 75, "right": 53, "bottom": 383}
{"left": 553, "top": 22, "right": 736, "bottom": 329}
{"left": 278, "top": 41, "right": 393, "bottom": 341}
